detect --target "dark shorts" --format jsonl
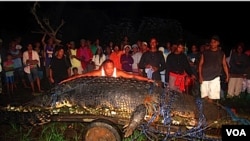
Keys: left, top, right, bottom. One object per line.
{"left": 27, "top": 68, "right": 39, "bottom": 82}
{"left": 5, "top": 75, "right": 14, "bottom": 84}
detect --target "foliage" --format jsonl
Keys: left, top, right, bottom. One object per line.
{"left": 137, "top": 17, "right": 183, "bottom": 43}
{"left": 102, "top": 18, "right": 137, "bottom": 44}
{"left": 123, "top": 129, "right": 147, "bottom": 141}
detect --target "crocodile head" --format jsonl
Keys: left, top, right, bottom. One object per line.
{"left": 24, "top": 94, "right": 54, "bottom": 108}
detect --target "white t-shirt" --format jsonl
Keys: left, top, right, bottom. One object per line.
{"left": 92, "top": 54, "right": 106, "bottom": 70}
{"left": 131, "top": 52, "right": 142, "bottom": 70}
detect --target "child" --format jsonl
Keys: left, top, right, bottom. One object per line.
{"left": 72, "top": 67, "right": 79, "bottom": 77}
{"left": 3, "top": 54, "right": 15, "bottom": 94}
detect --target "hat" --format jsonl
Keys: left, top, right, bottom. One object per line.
{"left": 142, "top": 42, "right": 147, "bottom": 46}
{"left": 124, "top": 45, "right": 131, "bottom": 50}
{"left": 132, "top": 44, "right": 138, "bottom": 48}
{"left": 211, "top": 35, "right": 220, "bottom": 42}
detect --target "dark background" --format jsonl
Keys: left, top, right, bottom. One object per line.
{"left": 0, "top": 1, "right": 249, "bottom": 55}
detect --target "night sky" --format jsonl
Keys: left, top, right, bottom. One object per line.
{"left": 0, "top": 1, "right": 250, "bottom": 53}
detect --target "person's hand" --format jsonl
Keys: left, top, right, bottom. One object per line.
{"left": 147, "top": 78, "right": 154, "bottom": 83}
{"left": 225, "top": 76, "right": 229, "bottom": 83}
{"left": 49, "top": 77, "right": 54, "bottom": 83}
{"left": 145, "top": 64, "right": 152, "bottom": 68}
{"left": 32, "top": 60, "right": 38, "bottom": 65}
{"left": 199, "top": 76, "right": 203, "bottom": 84}
{"left": 152, "top": 66, "right": 158, "bottom": 72}
{"left": 191, "top": 74, "right": 196, "bottom": 80}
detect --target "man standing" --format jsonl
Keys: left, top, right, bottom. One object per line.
{"left": 198, "top": 35, "right": 229, "bottom": 102}
{"left": 165, "top": 40, "right": 196, "bottom": 93}
{"left": 138, "top": 38, "right": 166, "bottom": 85}
{"left": 49, "top": 47, "right": 71, "bottom": 85}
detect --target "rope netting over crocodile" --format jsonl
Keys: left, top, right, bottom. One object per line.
{"left": 0, "top": 76, "right": 249, "bottom": 141}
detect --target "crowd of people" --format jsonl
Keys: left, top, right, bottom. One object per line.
{"left": 0, "top": 34, "right": 249, "bottom": 103}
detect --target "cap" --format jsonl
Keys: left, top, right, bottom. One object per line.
{"left": 124, "top": 45, "right": 131, "bottom": 50}
{"left": 142, "top": 42, "right": 147, "bottom": 46}
{"left": 211, "top": 35, "right": 220, "bottom": 42}
{"left": 132, "top": 44, "right": 138, "bottom": 48}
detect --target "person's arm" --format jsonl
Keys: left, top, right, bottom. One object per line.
{"left": 34, "top": 51, "right": 40, "bottom": 67}
{"left": 128, "top": 55, "right": 134, "bottom": 64}
{"left": 67, "top": 67, "right": 71, "bottom": 78}
{"left": 183, "top": 54, "right": 195, "bottom": 79}
{"left": 165, "top": 53, "right": 171, "bottom": 83}
{"left": 59, "top": 69, "right": 101, "bottom": 84}
{"left": 49, "top": 68, "right": 54, "bottom": 83}
{"left": 229, "top": 53, "right": 236, "bottom": 70}
{"left": 222, "top": 54, "right": 229, "bottom": 83}
{"left": 22, "top": 52, "right": 28, "bottom": 65}
{"left": 138, "top": 53, "right": 146, "bottom": 69}
{"left": 117, "top": 70, "right": 154, "bottom": 82}
{"left": 120, "top": 54, "right": 126, "bottom": 64}
{"left": 75, "top": 48, "right": 84, "bottom": 61}
{"left": 41, "top": 33, "right": 46, "bottom": 47}
{"left": 157, "top": 53, "right": 166, "bottom": 72}
{"left": 198, "top": 54, "right": 204, "bottom": 83}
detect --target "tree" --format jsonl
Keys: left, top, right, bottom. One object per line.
{"left": 31, "top": 2, "right": 65, "bottom": 45}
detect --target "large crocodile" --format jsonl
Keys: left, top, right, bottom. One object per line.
{"left": 0, "top": 76, "right": 241, "bottom": 140}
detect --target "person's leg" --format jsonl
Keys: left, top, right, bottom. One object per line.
{"left": 209, "top": 77, "right": 221, "bottom": 100}
{"left": 27, "top": 73, "right": 35, "bottom": 93}
{"left": 32, "top": 68, "right": 42, "bottom": 92}
{"left": 10, "top": 83, "right": 14, "bottom": 94}
{"left": 169, "top": 75, "right": 177, "bottom": 91}
{"left": 10, "top": 76, "right": 14, "bottom": 94}
{"left": 227, "top": 77, "right": 236, "bottom": 97}
{"left": 185, "top": 76, "right": 192, "bottom": 95}
{"left": 235, "top": 78, "right": 243, "bottom": 97}
{"left": 30, "top": 82, "right": 35, "bottom": 93}
{"left": 242, "top": 78, "right": 247, "bottom": 93}
{"left": 19, "top": 68, "right": 29, "bottom": 88}
{"left": 6, "top": 83, "right": 10, "bottom": 94}
{"left": 5, "top": 76, "right": 10, "bottom": 94}
{"left": 200, "top": 81, "right": 209, "bottom": 99}
{"left": 36, "top": 77, "right": 42, "bottom": 92}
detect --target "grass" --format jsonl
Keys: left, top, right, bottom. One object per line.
{"left": 123, "top": 129, "right": 147, "bottom": 141}
{"left": 0, "top": 121, "right": 148, "bottom": 141}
